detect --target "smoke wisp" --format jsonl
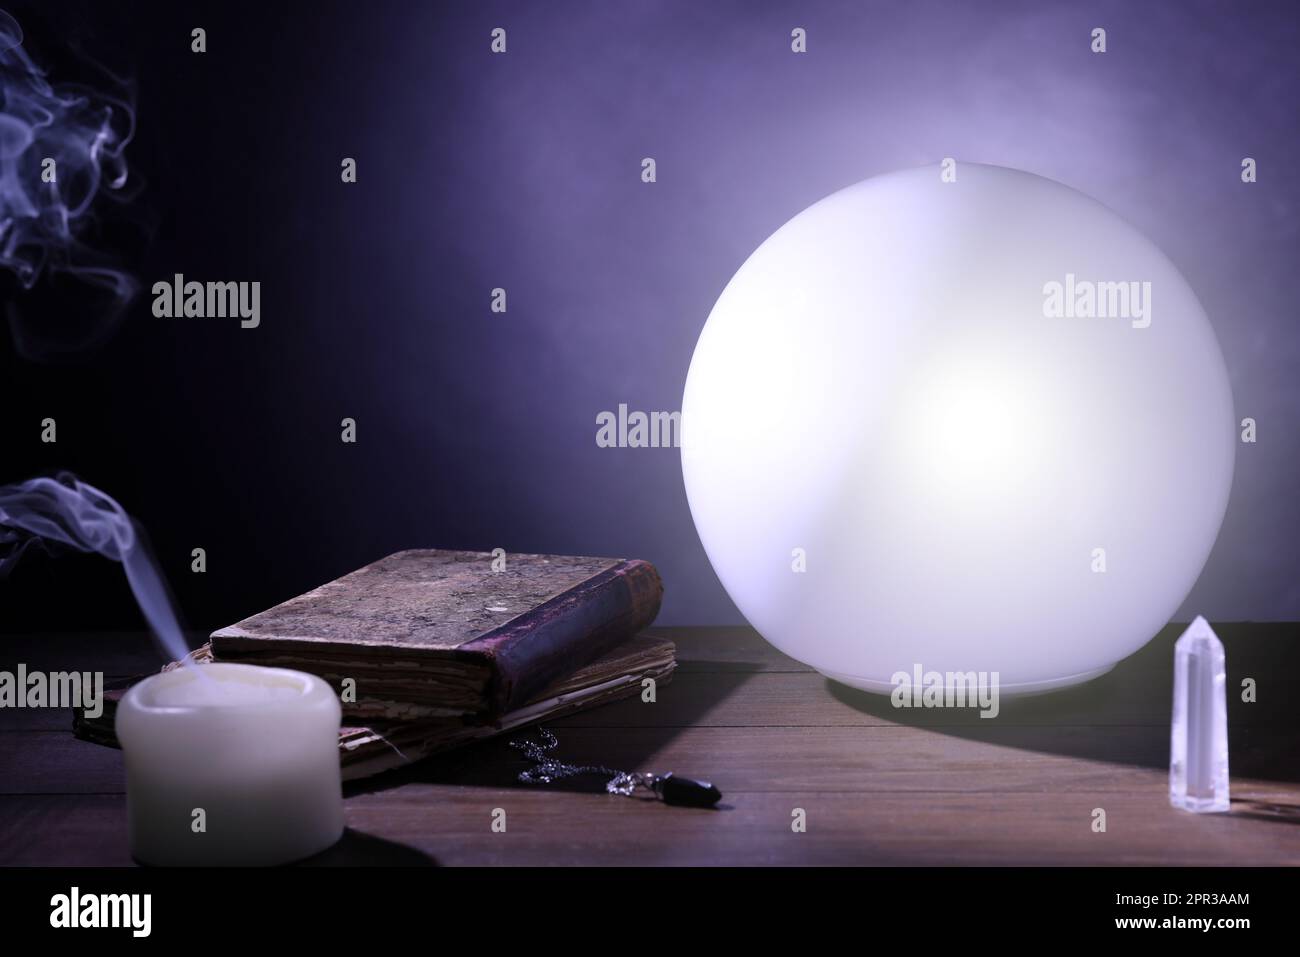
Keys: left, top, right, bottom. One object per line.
{"left": 0, "top": 473, "right": 191, "bottom": 663}
{"left": 0, "top": 8, "right": 139, "bottom": 359}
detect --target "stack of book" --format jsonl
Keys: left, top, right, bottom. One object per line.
{"left": 75, "top": 549, "right": 672, "bottom": 781}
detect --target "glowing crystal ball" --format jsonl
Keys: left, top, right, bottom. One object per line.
{"left": 681, "top": 164, "right": 1235, "bottom": 694}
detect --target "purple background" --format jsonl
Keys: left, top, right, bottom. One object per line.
{"left": 2, "top": 0, "right": 1297, "bottom": 633}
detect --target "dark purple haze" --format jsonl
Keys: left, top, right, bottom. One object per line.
{"left": 3, "top": 0, "right": 1295, "bottom": 633}
{"left": 272, "top": 0, "right": 1294, "bottom": 624}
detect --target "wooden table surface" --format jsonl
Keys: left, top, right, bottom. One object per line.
{"left": 2, "top": 624, "right": 1298, "bottom": 866}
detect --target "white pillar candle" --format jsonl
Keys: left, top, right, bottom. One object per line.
{"left": 116, "top": 663, "right": 344, "bottom": 866}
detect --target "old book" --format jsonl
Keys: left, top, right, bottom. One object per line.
{"left": 208, "top": 549, "right": 663, "bottom": 720}
{"left": 73, "top": 632, "right": 677, "bottom": 782}
{"left": 337, "top": 632, "right": 674, "bottom": 780}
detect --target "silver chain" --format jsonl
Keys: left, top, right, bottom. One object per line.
{"left": 509, "top": 727, "right": 658, "bottom": 798}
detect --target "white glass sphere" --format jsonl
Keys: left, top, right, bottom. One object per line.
{"left": 682, "top": 164, "right": 1234, "bottom": 694}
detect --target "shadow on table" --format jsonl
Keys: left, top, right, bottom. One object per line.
{"left": 299, "top": 827, "right": 439, "bottom": 866}
{"left": 824, "top": 622, "right": 1300, "bottom": 786}
{"left": 1227, "top": 798, "right": 1300, "bottom": 825}
{"left": 345, "top": 661, "right": 757, "bottom": 798}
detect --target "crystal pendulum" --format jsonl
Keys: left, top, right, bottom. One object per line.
{"left": 509, "top": 727, "right": 722, "bottom": 808}
{"left": 1169, "top": 616, "right": 1229, "bottom": 812}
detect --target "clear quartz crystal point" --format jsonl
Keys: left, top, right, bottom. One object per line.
{"left": 1170, "top": 615, "right": 1229, "bottom": 812}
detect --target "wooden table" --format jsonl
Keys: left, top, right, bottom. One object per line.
{"left": 2, "top": 624, "right": 1298, "bottom": 865}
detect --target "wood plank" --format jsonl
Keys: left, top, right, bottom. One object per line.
{"left": 0, "top": 795, "right": 131, "bottom": 866}
{"left": 551, "top": 671, "right": 1299, "bottom": 729}
{"left": 657, "top": 621, "right": 1300, "bottom": 672}
{"left": 3, "top": 695, "right": 1297, "bottom": 796}
{"left": 2, "top": 624, "right": 1298, "bottom": 866}
{"left": 12, "top": 634, "right": 1300, "bottom": 733}
{"left": 649, "top": 626, "right": 810, "bottom": 672}
{"left": 4, "top": 788, "right": 1298, "bottom": 867}
{"left": 341, "top": 788, "right": 1300, "bottom": 866}
{"left": 0, "top": 723, "right": 1192, "bottom": 796}
{"left": 353, "top": 724, "right": 1300, "bottom": 794}
{"left": 0, "top": 733, "right": 125, "bottom": 794}
{"left": 3, "top": 622, "right": 1293, "bottom": 681}
{"left": 0, "top": 707, "right": 81, "bottom": 733}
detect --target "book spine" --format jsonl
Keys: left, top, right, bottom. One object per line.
{"left": 468, "top": 559, "right": 664, "bottom": 717}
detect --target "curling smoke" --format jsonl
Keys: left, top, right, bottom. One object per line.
{"left": 0, "top": 8, "right": 139, "bottom": 358}
{"left": 0, "top": 473, "right": 191, "bottom": 663}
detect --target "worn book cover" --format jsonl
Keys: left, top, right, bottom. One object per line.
{"left": 208, "top": 549, "right": 664, "bottom": 719}
{"left": 73, "top": 633, "right": 677, "bottom": 782}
